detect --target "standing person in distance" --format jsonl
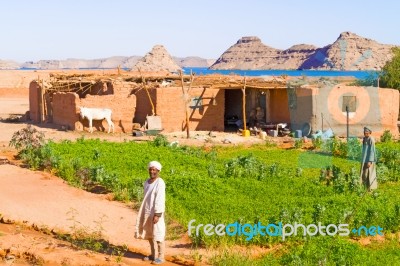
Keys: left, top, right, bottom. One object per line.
{"left": 360, "top": 127, "right": 378, "bottom": 191}
{"left": 135, "top": 161, "right": 166, "bottom": 265}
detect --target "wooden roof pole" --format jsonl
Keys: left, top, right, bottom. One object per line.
{"left": 242, "top": 77, "right": 247, "bottom": 131}
{"left": 138, "top": 68, "right": 155, "bottom": 116}
{"left": 179, "top": 70, "right": 195, "bottom": 139}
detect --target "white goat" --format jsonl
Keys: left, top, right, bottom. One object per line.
{"left": 79, "top": 107, "right": 115, "bottom": 133}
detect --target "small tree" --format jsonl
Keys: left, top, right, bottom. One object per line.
{"left": 380, "top": 47, "right": 400, "bottom": 90}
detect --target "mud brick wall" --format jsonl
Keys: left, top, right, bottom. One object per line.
{"left": 79, "top": 94, "right": 136, "bottom": 133}
{"left": 290, "top": 86, "right": 399, "bottom": 137}
{"left": 52, "top": 92, "right": 80, "bottom": 130}
{"left": 28, "top": 81, "right": 41, "bottom": 122}
{"left": 112, "top": 81, "right": 136, "bottom": 97}
{"left": 268, "top": 89, "right": 290, "bottom": 123}
{"left": 133, "top": 88, "right": 157, "bottom": 127}
{"left": 52, "top": 92, "right": 136, "bottom": 133}
{"left": 155, "top": 87, "right": 224, "bottom": 132}
{"left": 317, "top": 85, "right": 400, "bottom": 137}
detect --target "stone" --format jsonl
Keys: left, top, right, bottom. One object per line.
{"left": 134, "top": 45, "right": 182, "bottom": 73}
{"left": 210, "top": 32, "right": 397, "bottom": 71}
{"left": 0, "top": 156, "right": 9, "bottom": 165}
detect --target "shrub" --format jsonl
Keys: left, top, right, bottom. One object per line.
{"left": 151, "top": 134, "right": 169, "bottom": 147}
{"left": 380, "top": 130, "right": 393, "bottom": 143}
{"left": 321, "top": 137, "right": 361, "bottom": 160}
{"left": 312, "top": 136, "right": 323, "bottom": 149}
{"left": 320, "top": 165, "right": 361, "bottom": 193}
{"left": 9, "top": 125, "right": 46, "bottom": 169}
{"left": 294, "top": 138, "right": 303, "bottom": 149}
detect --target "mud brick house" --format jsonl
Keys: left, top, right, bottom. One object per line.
{"left": 28, "top": 73, "right": 287, "bottom": 133}
{"left": 29, "top": 72, "right": 399, "bottom": 137}
{"left": 288, "top": 83, "right": 399, "bottom": 137}
{"left": 29, "top": 75, "right": 136, "bottom": 133}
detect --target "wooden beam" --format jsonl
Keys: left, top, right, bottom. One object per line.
{"left": 138, "top": 68, "right": 155, "bottom": 116}
{"left": 179, "top": 70, "right": 195, "bottom": 139}
{"left": 242, "top": 77, "right": 247, "bottom": 131}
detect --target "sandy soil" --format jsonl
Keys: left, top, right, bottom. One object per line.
{"left": 0, "top": 87, "right": 284, "bottom": 265}
{"left": 0, "top": 164, "right": 192, "bottom": 266}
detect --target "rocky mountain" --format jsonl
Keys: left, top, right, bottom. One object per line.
{"left": 173, "top": 56, "right": 214, "bottom": 68}
{"left": 133, "top": 45, "right": 181, "bottom": 72}
{"left": 277, "top": 44, "right": 318, "bottom": 69}
{"left": 0, "top": 60, "right": 20, "bottom": 69}
{"left": 209, "top": 36, "right": 282, "bottom": 70}
{"left": 2, "top": 32, "right": 395, "bottom": 70}
{"left": 300, "top": 32, "right": 396, "bottom": 70}
{"left": 4, "top": 55, "right": 212, "bottom": 70}
{"left": 210, "top": 32, "right": 397, "bottom": 70}
{"left": 19, "top": 56, "right": 142, "bottom": 70}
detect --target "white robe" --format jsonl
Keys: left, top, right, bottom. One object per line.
{"left": 135, "top": 177, "right": 166, "bottom": 242}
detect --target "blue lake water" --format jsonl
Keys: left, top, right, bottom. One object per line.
{"left": 14, "top": 67, "right": 378, "bottom": 79}
{"left": 182, "top": 67, "right": 378, "bottom": 79}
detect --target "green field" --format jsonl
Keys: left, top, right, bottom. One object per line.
{"left": 14, "top": 132, "right": 400, "bottom": 265}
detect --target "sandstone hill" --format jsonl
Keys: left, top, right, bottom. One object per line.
{"left": 300, "top": 32, "right": 396, "bottom": 70}
{"left": 19, "top": 57, "right": 142, "bottom": 70}
{"left": 0, "top": 60, "right": 20, "bottom": 69}
{"left": 3, "top": 54, "right": 212, "bottom": 70}
{"left": 210, "top": 32, "right": 397, "bottom": 70}
{"left": 173, "top": 56, "right": 214, "bottom": 68}
{"left": 133, "top": 45, "right": 181, "bottom": 72}
{"left": 208, "top": 36, "right": 281, "bottom": 69}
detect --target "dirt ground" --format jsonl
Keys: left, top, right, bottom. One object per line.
{"left": 0, "top": 87, "right": 286, "bottom": 265}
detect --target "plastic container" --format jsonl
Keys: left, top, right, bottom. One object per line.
{"left": 132, "top": 131, "right": 144, "bottom": 136}
{"left": 146, "top": 129, "right": 162, "bottom": 136}
{"left": 295, "top": 130, "right": 302, "bottom": 138}
{"left": 268, "top": 130, "right": 278, "bottom": 137}
{"left": 242, "top": 130, "right": 250, "bottom": 137}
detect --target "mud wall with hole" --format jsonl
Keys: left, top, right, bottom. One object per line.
{"left": 132, "top": 88, "right": 157, "bottom": 127}
{"left": 290, "top": 85, "right": 399, "bottom": 137}
{"left": 31, "top": 80, "right": 137, "bottom": 133}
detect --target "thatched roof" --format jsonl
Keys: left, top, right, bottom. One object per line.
{"left": 44, "top": 71, "right": 289, "bottom": 92}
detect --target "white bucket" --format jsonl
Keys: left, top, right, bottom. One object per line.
{"left": 259, "top": 131, "right": 267, "bottom": 140}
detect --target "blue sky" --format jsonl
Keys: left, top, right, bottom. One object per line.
{"left": 1, "top": 0, "right": 399, "bottom": 62}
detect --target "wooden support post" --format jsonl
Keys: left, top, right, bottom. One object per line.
{"left": 138, "top": 68, "right": 155, "bottom": 116}
{"left": 179, "top": 70, "right": 195, "bottom": 139}
{"left": 242, "top": 77, "right": 247, "bottom": 131}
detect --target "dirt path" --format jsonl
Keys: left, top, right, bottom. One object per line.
{"left": 0, "top": 163, "right": 198, "bottom": 265}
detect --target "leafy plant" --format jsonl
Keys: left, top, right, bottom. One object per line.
{"left": 294, "top": 138, "right": 303, "bottom": 149}
{"left": 9, "top": 125, "right": 46, "bottom": 169}
{"left": 9, "top": 125, "right": 45, "bottom": 151}
{"left": 312, "top": 136, "right": 322, "bottom": 149}
{"left": 380, "top": 130, "right": 393, "bottom": 143}
{"left": 380, "top": 47, "right": 400, "bottom": 90}
{"left": 152, "top": 134, "right": 169, "bottom": 147}
{"left": 321, "top": 137, "right": 361, "bottom": 160}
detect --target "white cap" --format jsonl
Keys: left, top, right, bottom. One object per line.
{"left": 148, "top": 161, "right": 162, "bottom": 171}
